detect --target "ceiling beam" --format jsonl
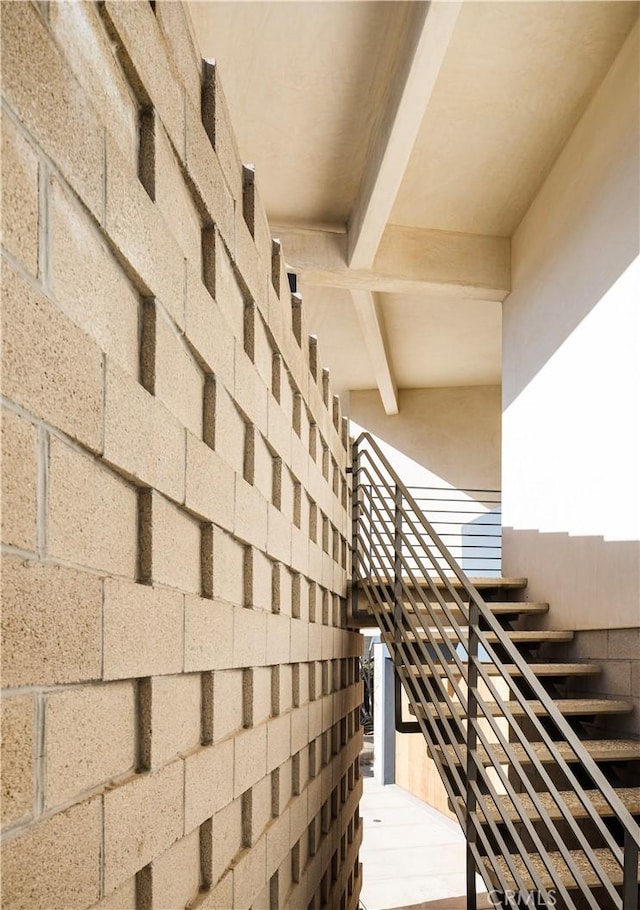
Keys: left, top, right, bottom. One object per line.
{"left": 350, "top": 289, "right": 399, "bottom": 416}
{"left": 347, "top": 1, "right": 463, "bottom": 270}
{"left": 274, "top": 224, "right": 511, "bottom": 301}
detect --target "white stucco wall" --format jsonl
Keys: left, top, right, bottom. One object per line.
{"left": 502, "top": 23, "right": 640, "bottom": 630}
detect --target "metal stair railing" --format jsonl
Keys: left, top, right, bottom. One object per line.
{"left": 351, "top": 432, "right": 640, "bottom": 910}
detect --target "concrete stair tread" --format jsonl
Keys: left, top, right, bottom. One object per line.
{"left": 482, "top": 846, "right": 635, "bottom": 891}
{"left": 356, "top": 576, "right": 528, "bottom": 591}
{"left": 459, "top": 786, "right": 640, "bottom": 824}
{"left": 403, "top": 602, "right": 549, "bottom": 621}
{"left": 393, "top": 628, "right": 574, "bottom": 644}
{"left": 435, "top": 738, "right": 640, "bottom": 767}
{"left": 408, "top": 662, "right": 600, "bottom": 677}
{"left": 411, "top": 697, "right": 633, "bottom": 720}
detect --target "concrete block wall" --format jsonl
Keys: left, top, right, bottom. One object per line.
{"left": 0, "top": 3, "right": 363, "bottom": 908}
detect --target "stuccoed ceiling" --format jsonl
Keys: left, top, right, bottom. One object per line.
{"left": 187, "top": 0, "right": 638, "bottom": 411}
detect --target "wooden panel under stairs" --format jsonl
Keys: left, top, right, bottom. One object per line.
{"left": 435, "top": 739, "right": 640, "bottom": 768}
{"left": 457, "top": 786, "right": 640, "bottom": 824}
{"left": 412, "top": 697, "right": 634, "bottom": 721}
{"left": 482, "top": 846, "right": 632, "bottom": 891}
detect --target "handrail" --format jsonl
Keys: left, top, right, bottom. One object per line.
{"left": 352, "top": 432, "right": 640, "bottom": 909}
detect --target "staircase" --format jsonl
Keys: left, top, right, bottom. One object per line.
{"left": 350, "top": 433, "right": 640, "bottom": 910}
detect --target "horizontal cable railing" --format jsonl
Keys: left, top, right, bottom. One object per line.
{"left": 363, "top": 484, "right": 502, "bottom": 579}
{"left": 351, "top": 432, "right": 640, "bottom": 910}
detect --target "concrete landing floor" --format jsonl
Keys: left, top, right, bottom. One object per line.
{"left": 359, "top": 776, "right": 489, "bottom": 910}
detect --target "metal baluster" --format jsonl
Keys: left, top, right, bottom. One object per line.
{"left": 350, "top": 444, "right": 360, "bottom": 623}
{"left": 393, "top": 484, "right": 403, "bottom": 661}
{"left": 467, "top": 598, "right": 479, "bottom": 910}
{"left": 623, "top": 827, "right": 639, "bottom": 910}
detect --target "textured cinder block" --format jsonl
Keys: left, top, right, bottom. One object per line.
{"left": 266, "top": 611, "right": 291, "bottom": 666}
{"left": 267, "top": 504, "right": 292, "bottom": 565}
{"left": 105, "top": 137, "right": 185, "bottom": 328}
{"left": 49, "top": 0, "right": 137, "bottom": 168}
{"left": 233, "top": 606, "right": 268, "bottom": 668}
{"left": 242, "top": 167, "right": 273, "bottom": 280}
{"left": 146, "top": 674, "right": 201, "bottom": 769}
{"left": 209, "top": 527, "right": 244, "bottom": 605}
{"left": 141, "top": 491, "right": 202, "bottom": 594}
{"left": 154, "top": 309, "right": 204, "bottom": 437}
{"left": 185, "top": 261, "right": 235, "bottom": 391}
{"left": 244, "top": 773, "right": 272, "bottom": 846}
{"left": 186, "top": 432, "right": 235, "bottom": 531}
{"left": 184, "top": 740, "right": 234, "bottom": 831}
{"left": 233, "top": 835, "right": 267, "bottom": 910}
{"left": 103, "top": 359, "right": 186, "bottom": 503}
{"left": 89, "top": 876, "right": 136, "bottom": 910}
{"left": 215, "top": 385, "right": 246, "bottom": 476}
{"left": 253, "top": 432, "right": 274, "bottom": 501}
{"left": 273, "top": 564, "right": 294, "bottom": 616}
{"left": 101, "top": 1, "right": 184, "bottom": 157}
{"left": 50, "top": 176, "right": 139, "bottom": 378}
{"left": 235, "top": 478, "right": 269, "bottom": 550}
{"left": 244, "top": 667, "right": 272, "bottom": 728}
{"left": 291, "top": 705, "right": 310, "bottom": 756}
{"left": 2, "top": 264, "right": 103, "bottom": 452}
{"left": 267, "top": 397, "right": 293, "bottom": 464}
{"left": 273, "top": 758, "right": 293, "bottom": 817}
{"left": 209, "top": 235, "right": 245, "bottom": 341}
{"left": 197, "top": 870, "right": 234, "bottom": 910}
{"left": 1, "top": 695, "right": 33, "bottom": 829}
{"left": 254, "top": 312, "right": 274, "bottom": 387}
{"left": 48, "top": 438, "right": 137, "bottom": 576}
{"left": 1, "top": 110, "right": 38, "bottom": 274}
{"left": 154, "top": 1, "right": 201, "bottom": 109}
{"left": 1, "top": 2, "right": 104, "bottom": 218}
{"left": 1, "top": 408, "right": 37, "bottom": 551}
{"left": 209, "top": 669, "right": 243, "bottom": 741}
{"left": 155, "top": 120, "right": 202, "bottom": 269}
{"left": 266, "top": 712, "right": 292, "bottom": 777}
{"left": 103, "top": 578, "right": 183, "bottom": 680}
{"left": 150, "top": 829, "right": 201, "bottom": 910}
{"left": 1, "top": 798, "right": 101, "bottom": 910}
{"left": 202, "top": 798, "right": 242, "bottom": 888}
{"left": 184, "top": 100, "right": 235, "bottom": 253}
{"left": 45, "top": 683, "right": 135, "bottom": 808}
{"left": 245, "top": 547, "right": 273, "bottom": 612}
{"left": 266, "top": 809, "right": 290, "bottom": 878}
{"left": 201, "top": 61, "right": 244, "bottom": 206}
{"left": 273, "top": 664, "right": 293, "bottom": 716}
{"left": 104, "top": 761, "right": 183, "bottom": 891}
{"left": 234, "top": 212, "right": 268, "bottom": 321}
{"left": 2, "top": 557, "right": 102, "bottom": 687}
{"left": 184, "top": 596, "right": 234, "bottom": 672}
{"left": 235, "top": 346, "right": 269, "bottom": 435}
{"left": 234, "top": 725, "right": 267, "bottom": 798}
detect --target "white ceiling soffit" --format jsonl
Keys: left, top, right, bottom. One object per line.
{"left": 350, "top": 289, "right": 398, "bottom": 415}
{"left": 347, "top": 0, "right": 463, "bottom": 269}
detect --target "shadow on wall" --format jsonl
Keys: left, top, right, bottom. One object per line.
{"left": 502, "top": 526, "right": 640, "bottom": 632}
{"left": 503, "top": 22, "right": 639, "bottom": 410}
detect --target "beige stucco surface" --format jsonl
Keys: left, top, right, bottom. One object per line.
{"left": 350, "top": 386, "right": 501, "bottom": 494}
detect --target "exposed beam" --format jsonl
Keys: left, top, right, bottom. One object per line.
{"left": 274, "top": 224, "right": 511, "bottom": 301}
{"left": 350, "top": 289, "right": 399, "bottom": 416}
{"left": 347, "top": 1, "right": 463, "bottom": 270}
